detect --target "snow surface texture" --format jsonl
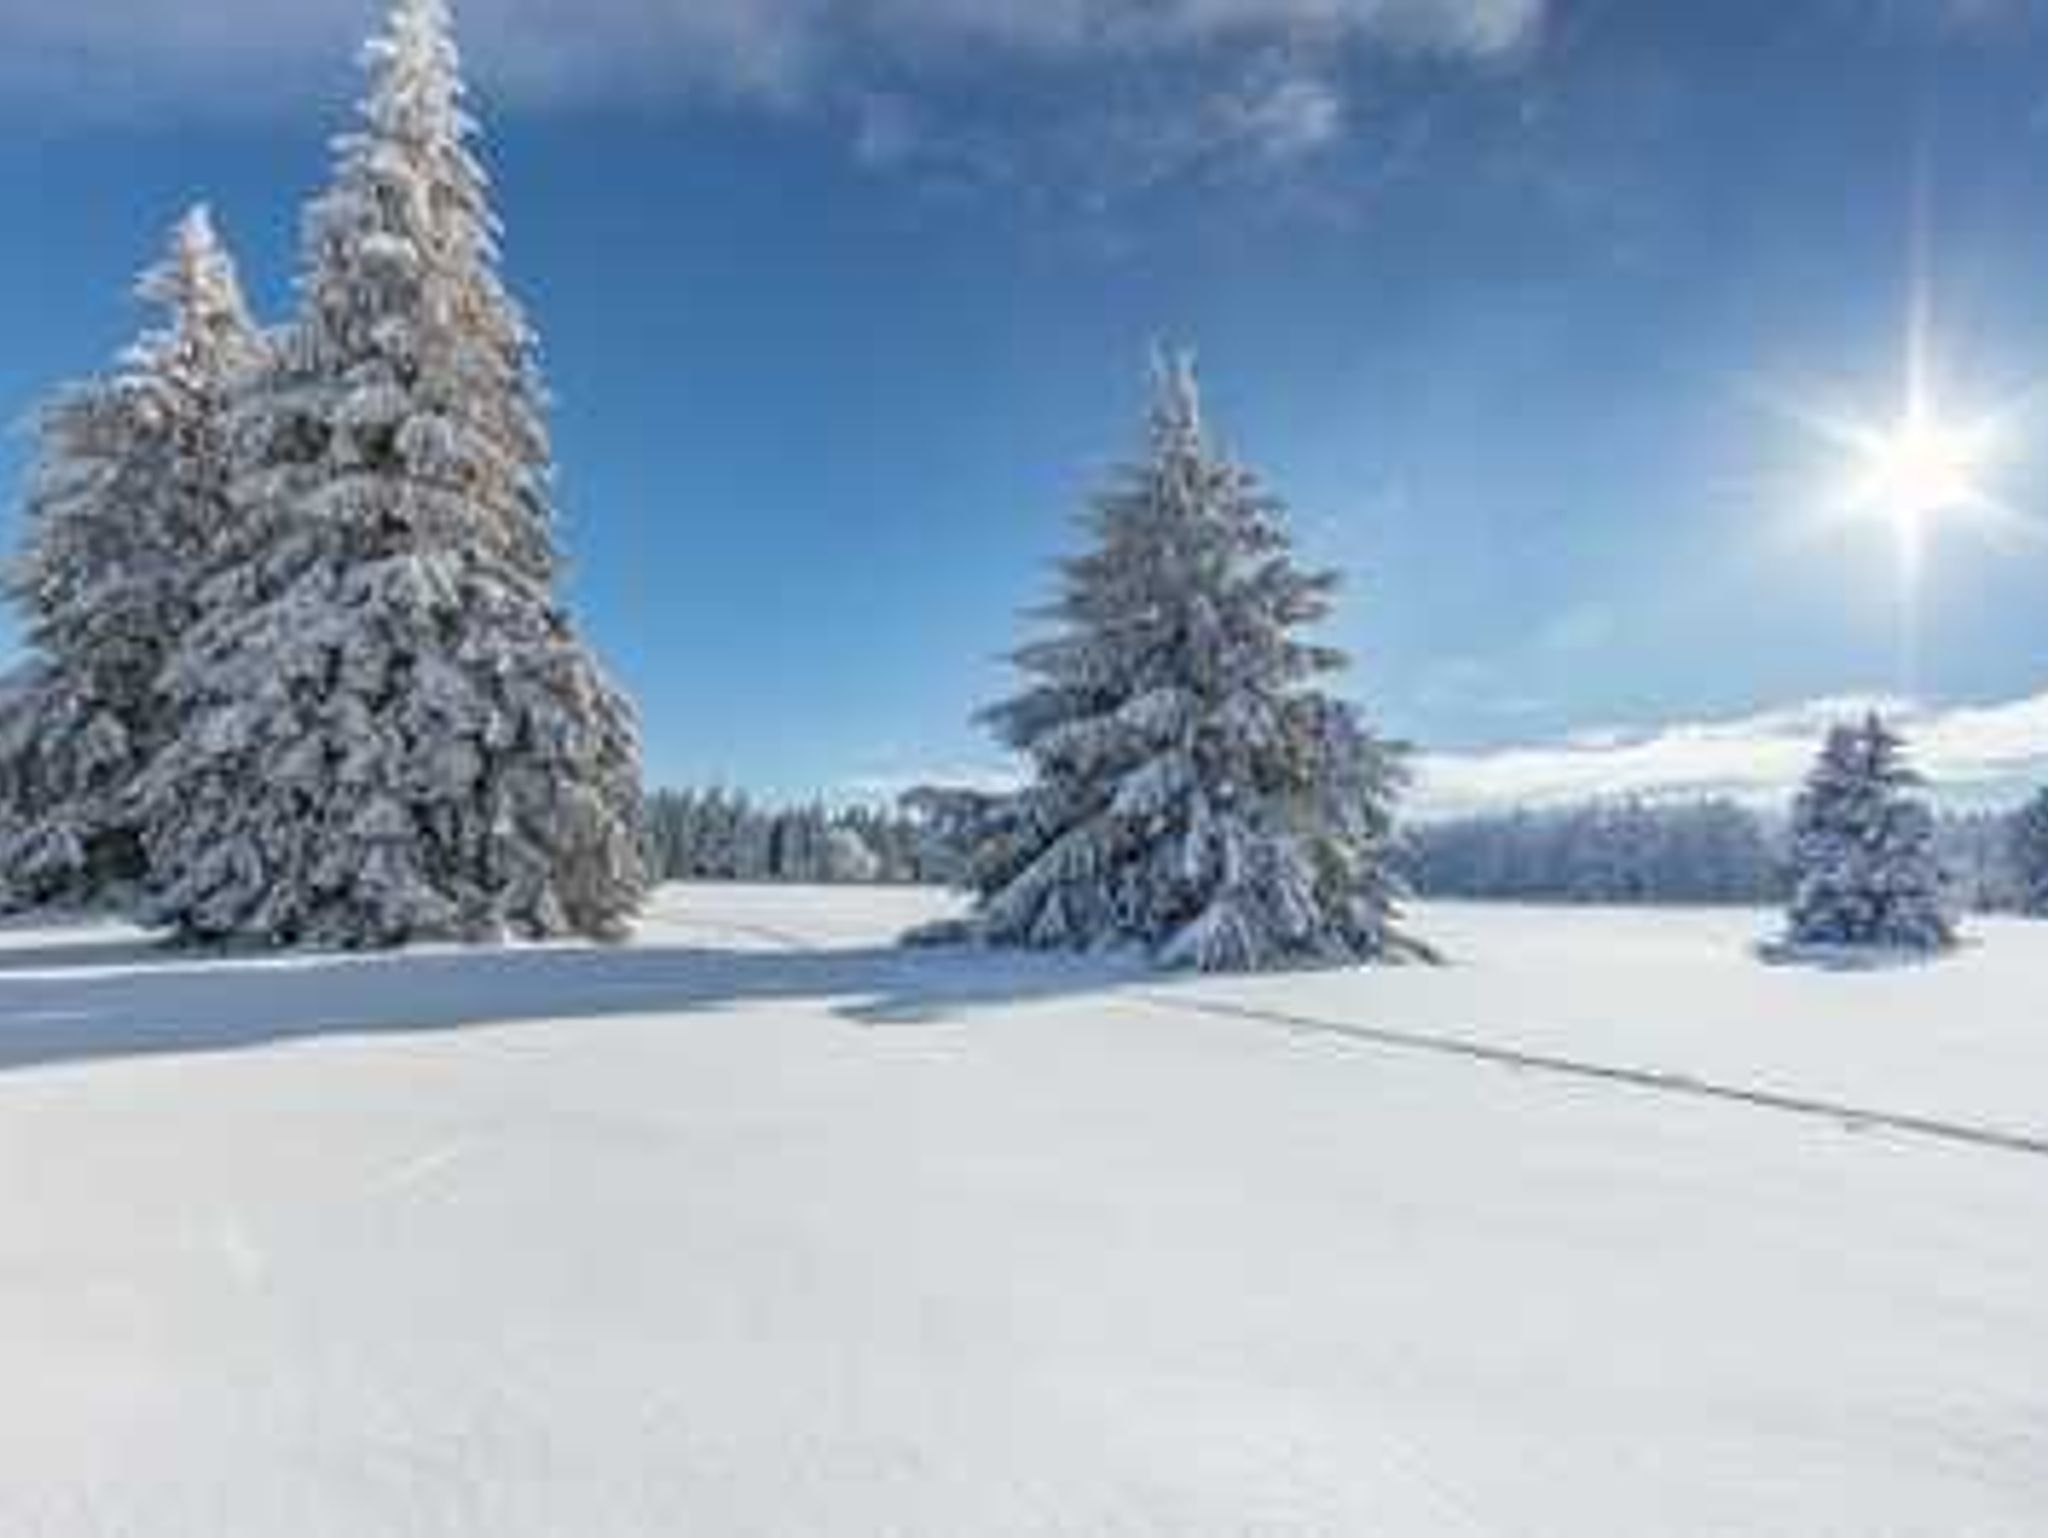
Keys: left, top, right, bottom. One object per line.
{"left": 2, "top": 887, "right": 2044, "bottom": 1535}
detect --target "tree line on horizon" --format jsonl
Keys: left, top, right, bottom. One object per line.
{"left": 1407, "top": 790, "right": 2043, "bottom": 915}
{"left": 641, "top": 789, "right": 955, "bottom": 888}
{"left": 639, "top": 774, "right": 2048, "bottom": 932}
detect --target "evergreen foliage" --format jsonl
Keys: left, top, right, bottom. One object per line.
{"left": 2010, "top": 787, "right": 2048, "bottom": 919}
{"left": 642, "top": 790, "right": 942, "bottom": 886}
{"left": 1409, "top": 798, "right": 1781, "bottom": 906}
{"left": 960, "top": 352, "right": 1413, "bottom": 972}
{"left": 137, "top": 0, "right": 644, "bottom": 946}
{"left": 0, "top": 209, "right": 262, "bottom": 911}
{"left": 1784, "top": 714, "right": 1955, "bottom": 951}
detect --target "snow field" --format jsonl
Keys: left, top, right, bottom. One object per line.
{"left": 0, "top": 886, "right": 2043, "bottom": 1536}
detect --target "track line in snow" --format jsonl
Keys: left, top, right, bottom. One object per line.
{"left": 631, "top": 910, "right": 2048, "bottom": 1161}
{"left": 367, "top": 1139, "right": 481, "bottom": 1200}
{"left": 1135, "top": 993, "right": 2048, "bottom": 1162}
{"left": 651, "top": 915, "right": 828, "bottom": 952}
{"left": 213, "top": 1214, "right": 269, "bottom": 1289}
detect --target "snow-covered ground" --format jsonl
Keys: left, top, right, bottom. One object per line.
{"left": 2, "top": 887, "right": 2043, "bottom": 1535}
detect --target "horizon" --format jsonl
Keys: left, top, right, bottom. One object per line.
{"left": 4, "top": 0, "right": 2048, "bottom": 813}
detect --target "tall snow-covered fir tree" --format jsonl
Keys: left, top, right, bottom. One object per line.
{"left": 0, "top": 208, "right": 263, "bottom": 912}
{"left": 2010, "top": 787, "right": 2048, "bottom": 918}
{"left": 1784, "top": 713, "right": 1955, "bottom": 952}
{"left": 959, "top": 352, "right": 1413, "bottom": 972}
{"left": 139, "top": 0, "right": 644, "bottom": 947}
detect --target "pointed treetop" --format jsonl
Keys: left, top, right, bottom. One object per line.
{"left": 361, "top": 0, "right": 467, "bottom": 147}
{"left": 1148, "top": 343, "right": 1205, "bottom": 455}
{"left": 1846, "top": 711, "right": 1913, "bottom": 776}
{"left": 130, "top": 203, "right": 258, "bottom": 368}
{"left": 139, "top": 204, "right": 227, "bottom": 305}
{"left": 175, "top": 203, "right": 217, "bottom": 257}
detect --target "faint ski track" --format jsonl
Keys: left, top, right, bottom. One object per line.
{"left": 691, "top": 914, "right": 2048, "bottom": 1162}
{"left": 655, "top": 914, "right": 826, "bottom": 952}
{"left": 1138, "top": 992, "right": 2048, "bottom": 1162}
{"left": 367, "top": 1139, "right": 481, "bottom": 1201}
{"left": 213, "top": 1214, "right": 269, "bottom": 1289}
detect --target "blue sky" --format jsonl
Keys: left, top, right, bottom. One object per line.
{"left": 4, "top": 0, "right": 2048, "bottom": 807}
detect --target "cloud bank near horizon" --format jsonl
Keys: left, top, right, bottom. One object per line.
{"left": 1411, "top": 689, "right": 2048, "bottom": 820}
{"left": 841, "top": 688, "right": 2048, "bottom": 822}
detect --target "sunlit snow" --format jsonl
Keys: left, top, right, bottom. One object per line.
{"left": 1, "top": 884, "right": 2042, "bottom": 1535}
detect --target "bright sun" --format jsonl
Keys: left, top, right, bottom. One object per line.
{"left": 1772, "top": 261, "right": 2033, "bottom": 593}
{"left": 1839, "top": 405, "right": 2002, "bottom": 585}
{"left": 1854, "top": 412, "right": 1989, "bottom": 523}
{"left": 1797, "top": 377, "right": 2019, "bottom": 589}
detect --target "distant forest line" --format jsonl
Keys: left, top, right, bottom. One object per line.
{"left": 645, "top": 787, "right": 2034, "bottom": 913}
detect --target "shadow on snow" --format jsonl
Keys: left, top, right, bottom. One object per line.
{"left": 0, "top": 929, "right": 1146, "bottom": 1076}
{"left": 1750, "top": 938, "right": 1966, "bottom": 973}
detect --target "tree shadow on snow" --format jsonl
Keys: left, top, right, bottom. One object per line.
{"left": 0, "top": 928, "right": 1148, "bottom": 1077}
{"left": 1751, "top": 937, "right": 1969, "bottom": 973}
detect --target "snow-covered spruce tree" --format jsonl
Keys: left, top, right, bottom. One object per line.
{"left": 139, "top": 0, "right": 644, "bottom": 947}
{"left": 958, "top": 352, "right": 1413, "bottom": 972}
{"left": 0, "top": 208, "right": 263, "bottom": 912}
{"left": 1784, "top": 713, "right": 1954, "bottom": 952}
{"left": 2010, "top": 787, "right": 2048, "bottom": 918}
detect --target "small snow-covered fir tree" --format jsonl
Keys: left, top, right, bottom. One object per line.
{"left": 959, "top": 351, "right": 1413, "bottom": 972}
{"left": 825, "top": 824, "right": 882, "bottom": 884}
{"left": 1784, "top": 713, "right": 1954, "bottom": 952}
{"left": 2010, "top": 787, "right": 2048, "bottom": 918}
{"left": 0, "top": 208, "right": 263, "bottom": 911}
{"left": 139, "top": 0, "right": 644, "bottom": 947}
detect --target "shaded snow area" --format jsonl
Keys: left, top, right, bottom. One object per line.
{"left": 2, "top": 887, "right": 2044, "bottom": 1536}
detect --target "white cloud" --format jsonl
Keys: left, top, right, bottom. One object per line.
{"left": 860, "top": 0, "right": 1540, "bottom": 57}
{"left": 839, "top": 765, "right": 1023, "bottom": 805}
{"left": 1855, "top": 0, "right": 2044, "bottom": 36}
{"left": 837, "top": 686, "right": 2048, "bottom": 820}
{"left": 2, "top": 0, "right": 818, "bottom": 106}
{"left": 1412, "top": 689, "right": 2048, "bottom": 820}
{"left": 0, "top": 0, "right": 1543, "bottom": 109}
{"left": 1214, "top": 72, "right": 1348, "bottom": 162}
